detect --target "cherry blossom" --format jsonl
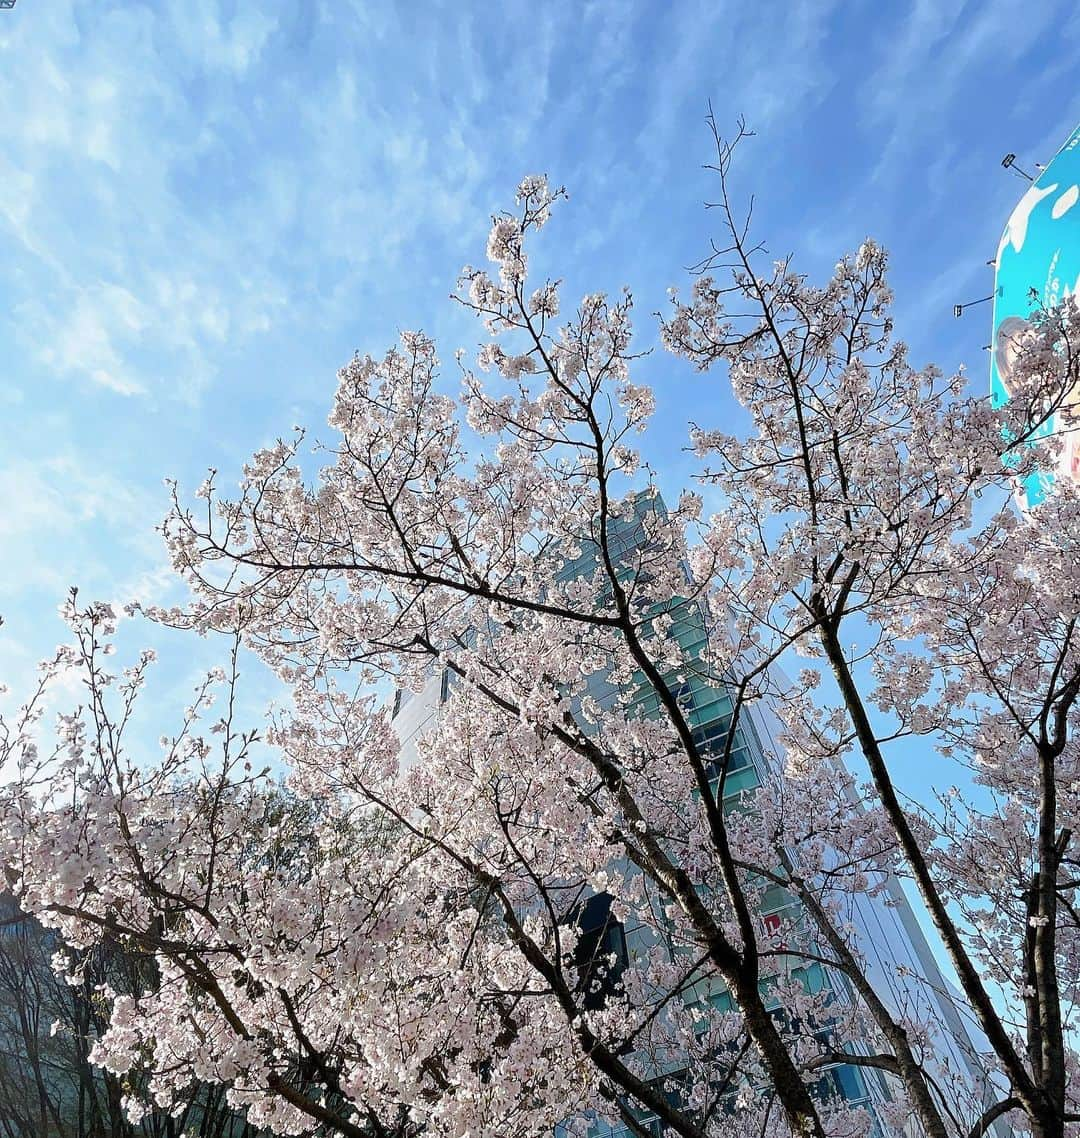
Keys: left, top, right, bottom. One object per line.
{"left": 3, "top": 130, "right": 1080, "bottom": 1138}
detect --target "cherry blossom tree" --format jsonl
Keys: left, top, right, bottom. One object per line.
{"left": 2, "top": 122, "right": 1079, "bottom": 1138}
{"left": 0, "top": 890, "right": 256, "bottom": 1138}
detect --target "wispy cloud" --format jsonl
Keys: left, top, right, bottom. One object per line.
{"left": 0, "top": 2, "right": 291, "bottom": 401}
{"left": 33, "top": 284, "right": 148, "bottom": 396}
{"left": 863, "top": 0, "right": 1073, "bottom": 190}
{"left": 0, "top": 0, "right": 1077, "bottom": 691}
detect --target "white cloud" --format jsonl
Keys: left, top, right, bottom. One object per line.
{"left": 0, "top": 1, "right": 290, "bottom": 402}
{"left": 169, "top": 2, "right": 278, "bottom": 75}
{"left": 863, "top": 0, "right": 1067, "bottom": 188}
{"left": 636, "top": 0, "right": 837, "bottom": 163}
{"left": 37, "top": 284, "right": 148, "bottom": 396}
{"left": 0, "top": 454, "right": 153, "bottom": 537}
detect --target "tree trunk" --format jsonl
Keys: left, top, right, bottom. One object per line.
{"left": 728, "top": 964, "right": 827, "bottom": 1138}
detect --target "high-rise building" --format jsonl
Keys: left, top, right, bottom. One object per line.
{"left": 390, "top": 493, "right": 1011, "bottom": 1136}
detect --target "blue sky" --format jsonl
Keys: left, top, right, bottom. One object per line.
{"left": 1, "top": 0, "right": 1079, "bottom": 719}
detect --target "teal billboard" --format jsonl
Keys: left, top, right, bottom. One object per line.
{"left": 991, "top": 123, "right": 1080, "bottom": 506}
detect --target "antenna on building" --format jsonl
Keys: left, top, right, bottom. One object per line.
{"left": 953, "top": 294, "right": 995, "bottom": 319}
{"left": 1001, "top": 153, "right": 1034, "bottom": 182}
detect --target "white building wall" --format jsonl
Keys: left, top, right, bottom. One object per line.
{"left": 744, "top": 695, "right": 1015, "bottom": 1136}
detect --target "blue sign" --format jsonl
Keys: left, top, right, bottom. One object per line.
{"left": 991, "top": 123, "right": 1080, "bottom": 505}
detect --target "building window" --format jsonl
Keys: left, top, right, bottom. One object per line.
{"left": 692, "top": 718, "right": 753, "bottom": 778}
{"left": 567, "top": 892, "right": 628, "bottom": 1011}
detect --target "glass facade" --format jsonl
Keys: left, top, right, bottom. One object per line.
{"left": 551, "top": 496, "right": 893, "bottom": 1135}
{"left": 393, "top": 491, "right": 1006, "bottom": 1136}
